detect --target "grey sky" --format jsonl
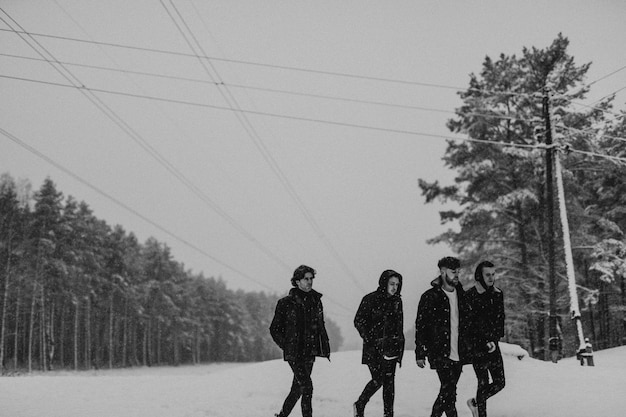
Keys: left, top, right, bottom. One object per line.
{"left": 1, "top": 0, "right": 625, "bottom": 347}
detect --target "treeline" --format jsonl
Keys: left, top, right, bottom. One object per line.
{"left": 419, "top": 34, "right": 626, "bottom": 359}
{"left": 0, "top": 174, "right": 343, "bottom": 373}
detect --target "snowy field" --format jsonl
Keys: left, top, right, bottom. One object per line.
{"left": 2, "top": 343, "right": 625, "bottom": 417}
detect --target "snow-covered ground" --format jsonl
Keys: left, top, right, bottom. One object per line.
{"left": 2, "top": 343, "right": 625, "bottom": 417}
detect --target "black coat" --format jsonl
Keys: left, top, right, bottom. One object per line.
{"left": 354, "top": 270, "right": 405, "bottom": 365}
{"left": 465, "top": 285, "right": 505, "bottom": 359}
{"left": 269, "top": 288, "right": 331, "bottom": 362}
{"left": 414, "top": 278, "right": 472, "bottom": 368}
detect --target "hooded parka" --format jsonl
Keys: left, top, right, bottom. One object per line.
{"left": 354, "top": 270, "right": 405, "bottom": 365}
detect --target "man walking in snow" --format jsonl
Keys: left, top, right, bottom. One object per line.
{"left": 415, "top": 256, "right": 471, "bottom": 417}
{"left": 270, "top": 265, "right": 331, "bottom": 417}
{"left": 465, "top": 261, "right": 506, "bottom": 417}
{"left": 353, "top": 270, "right": 405, "bottom": 417}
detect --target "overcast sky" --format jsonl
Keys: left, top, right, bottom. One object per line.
{"left": 1, "top": 0, "right": 625, "bottom": 346}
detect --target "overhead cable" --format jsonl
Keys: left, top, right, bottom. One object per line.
{"left": 0, "top": 125, "right": 355, "bottom": 314}
{"left": 159, "top": 0, "right": 367, "bottom": 293}
{"left": 0, "top": 126, "right": 276, "bottom": 291}
{"left": 569, "top": 93, "right": 626, "bottom": 119}
{"left": 0, "top": 8, "right": 293, "bottom": 274}
{"left": 566, "top": 148, "right": 626, "bottom": 164}
{"left": 0, "top": 27, "right": 533, "bottom": 99}
{"left": 589, "top": 85, "right": 626, "bottom": 109}
{"left": 0, "top": 72, "right": 547, "bottom": 152}
{"left": 586, "top": 64, "right": 626, "bottom": 88}
{"left": 557, "top": 124, "right": 626, "bottom": 143}
{"left": 0, "top": 52, "right": 535, "bottom": 124}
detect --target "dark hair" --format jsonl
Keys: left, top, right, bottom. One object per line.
{"left": 437, "top": 256, "right": 461, "bottom": 270}
{"left": 474, "top": 260, "right": 495, "bottom": 281}
{"left": 291, "top": 264, "right": 316, "bottom": 287}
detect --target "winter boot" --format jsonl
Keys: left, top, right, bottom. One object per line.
{"left": 353, "top": 401, "right": 365, "bottom": 417}
{"left": 466, "top": 398, "right": 478, "bottom": 417}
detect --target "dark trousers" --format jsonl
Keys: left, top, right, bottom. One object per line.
{"left": 357, "top": 359, "right": 397, "bottom": 416}
{"left": 431, "top": 361, "right": 463, "bottom": 417}
{"left": 472, "top": 350, "right": 505, "bottom": 417}
{"left": 280, "top": 359, "right": 314, "bottom": 417}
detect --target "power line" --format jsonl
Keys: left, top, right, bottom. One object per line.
{"left": 1, "top": 51, "right": 536, "bottom": 124}
{"left": 566, "top": 148, "right": 626, "bottom": 164}
{"left": 2, "top": 72, "right": 548, "bottom": 154}
{"left": 159, "top": 0, "right": 367, "bottom": 293}
{"left": 6, "top": 50, "right": 619, "bottom": 173}
{"left": 590, "top": 85, "right": 626, "bottom": 108}
{"left": 230, "top": 83, "right": 534, "bottom": 123}
{"left": 0, "top": 124, "right": 355, "bottom": 315}
{"left": 0, "top": 26, "right": 533, "bottom": 99}
{"left": 1, "top": 72, "right": 546, "bottom": 152}
{"left": 558, "top": 124, "right": 626, "bottom": 143}
{"left": 0, "top": 123, "right": 355, "bottom": 315}
{"left": 580, "top": 65, "right": 626, "bottom": 116}
{"left": 0, "top": 8, "right": 293, "bottom": 274}
{"left": 6, "top": 27, "right": 625, "bottom": 111}
{"left": 586, "top": 64, "right": 626, "bottom": 87}
{"left": 50, "top": 3, "right": 307, "bottom": 273}
{"left": 0, "top": 26, "right": 463, "bottom": 88}
{"left": 553, "top": 65, "right": 626, "bottom": 113}
{"left": 569, "top": 93, "right": 626, "bottom": 119}
{"left": 552, "top": 126, "right": 626, "bottom": 164}
{"left": 0, "top": 125, "right": 276, "bottom": 291}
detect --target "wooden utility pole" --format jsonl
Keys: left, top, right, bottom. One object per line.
{"left": 554, "top": 153, "right": 588, "bottom": 353}
{"left": 543, "top": 88, "right": 560, "bottom": 362}
{"left": 543, "top": 88, "right": 591, "bottom": 365}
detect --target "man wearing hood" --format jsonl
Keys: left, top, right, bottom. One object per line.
{"left": 270, "top": 265, "right": 331, "bottom": 417}
{"left": 415, "top": 256, "right": 471, "bottom": 417}
{"left": 465, "top": 261, "right": 505, "bottom": 417}
{"left": 353, "top": 270, "right": 405, "bottom": 417}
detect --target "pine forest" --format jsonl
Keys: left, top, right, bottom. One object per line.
{"left": 0, "top": 174, "right": 344, "bottom": 373}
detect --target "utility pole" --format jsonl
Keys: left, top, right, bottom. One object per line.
{"left": 543, "top": 87, "right": 560, "bottom": 363}
{"left": 543, "top": 88, "right": 590, "bottom": 365}
{"left": 554, "top": 153, "right": 587, "bottom": 353}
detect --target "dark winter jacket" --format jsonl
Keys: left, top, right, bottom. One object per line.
{"left": 465, "top": 285, "right": 505, "bottom": 359}
{"left": 354, "top": 270, "right": 405, "bottom": 365}
{"left": 269, "top": 288, "right": 331, "bottom": 362}
{"left": 414, "top": 277, "right": 472, "bottom": 368}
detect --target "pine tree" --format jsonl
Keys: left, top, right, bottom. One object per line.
{"left": 0, "top": 174, "right": 26, "bottom": 372}
{"left": 418, "top": 34, "right": 624, "bottom": 357}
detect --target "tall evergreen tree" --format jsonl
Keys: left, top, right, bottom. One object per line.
{"left": 0, "top": 174, "right": 25, "bottom": 371}
{"left": 29, "top": 178, "right": 65, "bottom": 371}
{"left": 418, "top": 34, "right": 624, "bottom": 358}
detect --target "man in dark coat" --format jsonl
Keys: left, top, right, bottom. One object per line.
{"left": 353, "top": 270, "right": 405, "bottom": 417}
{"left": 465, "top": 261, "right": 505, "bottom": 417}
{"left": 270, "top": 265, "right": 330, "bottom": 417}
{"left": 415, "top": 256, "right": 471, "bottom": 417}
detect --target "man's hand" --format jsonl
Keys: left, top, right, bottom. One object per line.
{"left": 487, "top": 341, "right": 496, "bottom": 353}
{"left": 416, "top": 359, "right": 426, "bottom": 368}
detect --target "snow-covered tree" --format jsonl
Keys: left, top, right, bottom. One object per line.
{"left": 419, "top": 34, "right": 626, "bottom": 357}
